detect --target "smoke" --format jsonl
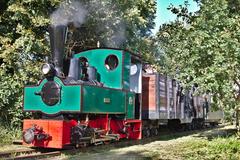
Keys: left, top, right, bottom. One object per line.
{"left": 50, "top": 1, "right": 87, "bottom": 27}
{"left": 85, "top": 1, "right": 127, "bottom": 48}
{"left": 109, "top": 22, "right": 126, "bottom": 47}
{"left": 50, "top": 0, "right": 127, "bottom": 48}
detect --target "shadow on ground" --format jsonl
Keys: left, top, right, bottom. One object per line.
{"left": 62, "top": 125, "right": 237, "bottom": 160}
{"left": 193, "top": 126, "right": 237, "bottom": 140}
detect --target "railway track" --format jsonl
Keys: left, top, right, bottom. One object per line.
{"left": 0, "top": 125, "right": 224, "bottom": 160}
{"left": 0, "top": 148, "right": 61, "bottom": 160}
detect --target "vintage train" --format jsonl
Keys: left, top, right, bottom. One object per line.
{"left": 22, "top": 25, "right": 218, "bottom": 149}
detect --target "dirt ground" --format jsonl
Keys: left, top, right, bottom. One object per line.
{"left": 60, "top": 125, "right": 237, "bottom": 160}
{"left": 0, "top": 125, "right": 236, "bottom": 160}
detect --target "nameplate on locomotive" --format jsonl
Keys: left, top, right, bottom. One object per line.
{"left": 104, "top": 98, "right": 111, "bottom": 103}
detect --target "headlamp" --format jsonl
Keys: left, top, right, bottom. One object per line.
{"left": 41, "top": 63, "right": 55, "bottom": 76}
{"left": 42, "top": 63, "right": 51, "bottom": 75}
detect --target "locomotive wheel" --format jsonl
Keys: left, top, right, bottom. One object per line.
{"left": 104, "top": 141, "right": 110, "bottom": 145}
{"left": 155, "top": 128, "right": 159, "bottom": 136}
{"left": 151, "top": 128, "right": 158, "bottom": 136}
{"left": 142, "top": 128, "right": 151, "bottom": 138}
{"left": 146, "top": 128, "right": 151, "bottom": 137}
{"left": 142, "top": 129, "right": 146, "bottom": 138}
{"left": 75, "top": 142, "right": 88, "bottom": 148}
{"left": 186, "top": 123, "right": 192, "bottom": 131}
{"left": 192, "top": 121, "right": 196, "bottom": 130}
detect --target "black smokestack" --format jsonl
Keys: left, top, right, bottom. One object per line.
{"left": 49, "top": 25, "right": 67, "bottom": 76}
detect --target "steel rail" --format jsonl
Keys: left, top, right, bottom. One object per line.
{"left": 6, "top": 151, "right": 61, "bottom": 160}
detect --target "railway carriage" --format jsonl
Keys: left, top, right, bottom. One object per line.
{"left": 142, "top": 73, "right": 207, "bottom": 134}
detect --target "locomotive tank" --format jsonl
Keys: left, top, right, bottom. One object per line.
{"left": 22, "top": 25, "right": 142, "bottom": 148}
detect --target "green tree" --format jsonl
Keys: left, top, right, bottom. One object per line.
{"left": 157, "top": 0, "right": 240, "bottom": 110}
{"left": 0, "top": 0, "right": 156, "bottom": 127}
{"left": 0, "top": 0, "right": 59, "bottom": 127}
{"left": 64, "top": 0, "right": 156, "bottom": 55}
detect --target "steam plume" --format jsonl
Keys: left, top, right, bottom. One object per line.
{"left": 50, "top": 1, "right": 87, "bottom": 27}
{"left": 50, "top": 0, "right": 127, "bottom": 48}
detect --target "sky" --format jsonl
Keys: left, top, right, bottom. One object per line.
{"left": 152, "top": 0, "right": 199, "bottom": 34}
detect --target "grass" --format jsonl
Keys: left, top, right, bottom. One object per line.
{"left": 0, "top": 125, "right": 21, "bottom": 146}
{"left": 181, "top": 135, "right": 240, "bottom": 160}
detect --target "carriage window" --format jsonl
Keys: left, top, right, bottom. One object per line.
{"left": 105, "top": 55, "right": 119, "bottom": 70}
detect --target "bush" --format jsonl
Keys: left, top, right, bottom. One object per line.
{"left": 0, "top": 125, "right": 21, "bottom": 146}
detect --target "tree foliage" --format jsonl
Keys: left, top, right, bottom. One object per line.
{"left": 65, "top": 0, "right": 156, "bottom": 58}
{"left": 0, "top": 0, "right": 57, "bottom": 126}
{"left": 157, "top": 0, "right": 240, "bottom": 110}
{"left": 0, "top": 0, "right": 156, "bottom": 126}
